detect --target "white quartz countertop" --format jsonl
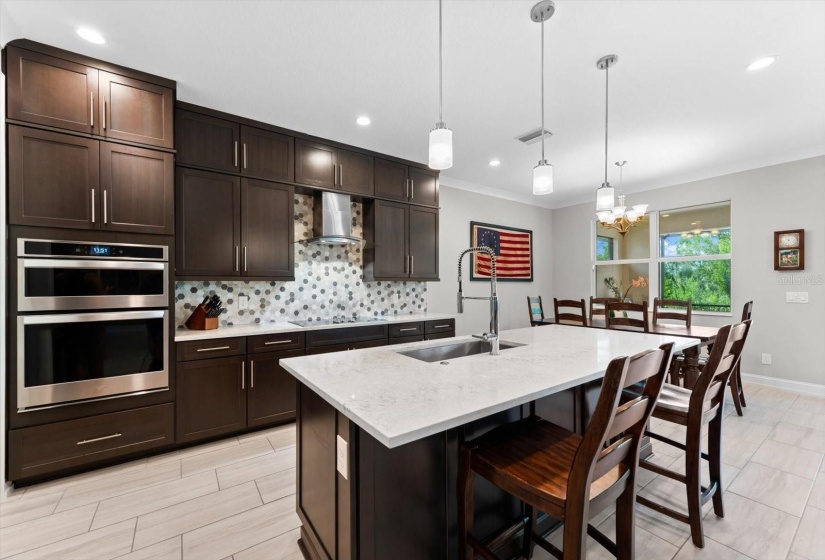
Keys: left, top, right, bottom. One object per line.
{"left": 174, "top": 313, "right": 457, "bottom": 342}
{"left": 279, "top": 325, "right": 699, "bottom": 449}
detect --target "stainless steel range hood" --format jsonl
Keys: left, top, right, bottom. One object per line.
{"left": 307, "top": 191, "right": 362, "bottom": 245}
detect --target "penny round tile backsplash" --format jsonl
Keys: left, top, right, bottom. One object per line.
{"left": 175, "top": 194, "right": 428, "bottom": 327}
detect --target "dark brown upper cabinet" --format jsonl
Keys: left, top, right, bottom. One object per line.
{"left": 337, "top": 148, "right": 374, "bottom": 196}
{"left": 374, "top": 158, "right": 409, "bottom": 202}
{"left": 6, "top": 46, "right": 99, "bottom": 135}
{"left": 295, "top": 139, "right": 337, "bottom": 189}
{"left": 364, "top": 200, "right": 439, "bottom": 281}
{"left": 409, "top": 206, "right": 439, "bottom": 280}
{"left": 408, "top": 167, "right": 439, "bottom": 207}
{"left": 241, "top": 179, "right": 294, "bottom": 278}
{"left": 176, "top": 168, "right": 241, "bottom": 277}
{"left": 100, "top": 143, "right": 174, "bottom": 235}
{"left": 8, "top": 125, "right": 99, "bottom": 230}
{"left": 99, "top": 71, "right": 174, "bottom": 149}
{"left": 247, "top": 349, "right": 301, "bottom": 428}
{"left": 240, "top": 126, "right": 294, "bottom": 182}
{"left": 176, "top": 110, "right": 240, "bottom": 173}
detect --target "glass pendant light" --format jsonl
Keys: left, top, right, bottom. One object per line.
{"left": 428, "top": 0, "right": 453, "bottom": 170}
{"left": 531, "top": 0, "right": 555, "bottom": 195}
{"left": 595, "top": 55, "right": 617, "bottom": 212}
{"left": 613, "top": 160, "right": 627, "bottom": 218}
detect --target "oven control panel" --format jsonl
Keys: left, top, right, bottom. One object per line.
{"left": 20, "top": 240, "right": 168, "bottom": 261}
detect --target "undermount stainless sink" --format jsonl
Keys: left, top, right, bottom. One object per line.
{"left": 398, "top": 340, "right": 525, "bottom": 363}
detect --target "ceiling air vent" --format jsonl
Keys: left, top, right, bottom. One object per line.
{"left": 516, "top": 127, "right": 553, "bottom": 145}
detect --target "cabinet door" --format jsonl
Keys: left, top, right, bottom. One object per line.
{"left": 409, "top": 206, "right": 439, "bottom": 280}
{"left": 8, "top": 125, "right": 99, "bottom": 230}
{"left": 409, "top": 167, "right": 439, "bottom": 207}
{"left": 241, "top": 179, "right": 294, "bottom": 278}
{"left": 337, "top": 148, "right": 374, "bottom": 196}
{"left": 100, "top": 142, "right": 174, "bottom": 235}
{"left": 176, "top": 110, "right": 239, "bottom": 173}
{"left": 372, "top": 200, "right": 409, "bottom": 279}
{"left": 6, "top": 47, "right": 99, "bottom": 135}
{"left": 374, "top": 158, "right": 409, "bottom": 202}
{"left": 295, "top": 139, "right": 337, "bottom": 189}
{"left": 177, "top": 356, "right": 247, "bottom": 443}
{"left": 176, "top": 168, "right": 241, "bottom": 277}
{"left": 241, "top": 126, "right": 294, "bottom": 182}
{"left": 247, "top": 349, "right": 302, "bottom": 428}
{"left": 99, "top": 71, "right": 174, "bottom": 149}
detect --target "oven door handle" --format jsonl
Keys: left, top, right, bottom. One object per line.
{"left": 20, "top": 259, "right": 166, "bottom": 270}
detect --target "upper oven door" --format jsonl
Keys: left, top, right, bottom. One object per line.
{"left": 18, "top": 258, "right": 168, "bottom": 312}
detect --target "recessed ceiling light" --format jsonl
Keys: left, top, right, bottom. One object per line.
{"left": 356, "top": 116, "right": 371, "bottom": 126}
{"left": 662, "top": 214, "right": 670, "bottom": 218}
{"left": 489, "top": 159, "right": 501, "bottom": 167}
{"left": 747, "top": 56, "right": 776, "bottom": 71}
{"left": 76, "top": 27, "right": 106, "bottom": 44}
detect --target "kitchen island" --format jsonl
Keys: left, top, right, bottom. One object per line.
{"left": 280, "top": 325, "right": 698, "bottom": 560}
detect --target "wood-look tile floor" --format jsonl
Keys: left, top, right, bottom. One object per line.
{"left": 1, "top": 383, "right": 824, "bottom": 559}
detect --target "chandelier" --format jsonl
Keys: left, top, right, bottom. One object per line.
{"left": 597, "top": 161, "right": 648, "bottom": 236}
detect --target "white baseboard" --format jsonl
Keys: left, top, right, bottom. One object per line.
{"left": 741, "top": 372, "right": 825, "bottom": 397}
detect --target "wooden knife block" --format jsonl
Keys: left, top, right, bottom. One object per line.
{"left": 185, "top": 304, "right": 219, "bottom": 330}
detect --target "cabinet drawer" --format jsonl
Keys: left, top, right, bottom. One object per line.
{"left": 248, "top": 332, "right": 305, "bottom": 353}
{"left": 306, "top": 325, "right": 388, "bottom": 348}
{"left": 425, "top": 332, "right": 454, "bottom": 341}
{"left": 389, "top": 322, "right": 424, "bottom": 338}
{"left": 389, "top": 335, "right": 425, "bottom": 345}
{"left": 177, "top": 337, "right": 246, "bottom": 361}
{"left": 425, "top": 319, "right": 455, "bottom": 334}
{"left": 8, "top": 404, "right": 174, "bottom": 482}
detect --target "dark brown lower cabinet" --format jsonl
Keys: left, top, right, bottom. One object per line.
{"left": 176, "top": 355, "right": 247, "bottom": 444}
{"left": 248, "top": 349, "right": 303, "bottom": 427}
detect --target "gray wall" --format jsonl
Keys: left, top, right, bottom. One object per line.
{"left": 553, "top": 156, "right": 825, "bottom": 386}
{"left": 427, "top": 185, "right": 554, "bottom": 336}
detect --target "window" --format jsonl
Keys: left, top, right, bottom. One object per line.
{"left": 596, "top": 236, "right": 614, "bottom": 261}
{"left": 593, "top": 201, "right": 731, "bottom": 313}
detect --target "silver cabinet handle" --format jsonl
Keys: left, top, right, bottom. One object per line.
{"left": 243, "top": 143, "right": 248, "bottom": 169}
{"left": 241, "top": 361, "right": 245, "bottom": 390}
{"left": 244, "top": 246, "right": 248, "bottom": 272}
{"left": 405, "top": 255, "right": 409, "bottom": 274}
{"left": 264, "top": 340, "right": 292, "bottom": 346}
{"left": 103, "top": 190, "right": 108, "bottom": 224}
{"left": 434, "top": 324, "right": 451, "bottom": 329}
{"left": 410, "top": 179, "right": 414, "bottom": 199}
{"left": 410, "top": 255, "right": 414, "bottom": 275}
{"left": 234, "top": 141, "right": 238, "bottom": 167}
{"left": 339, "top": 164, "right": 343, "bottom": 189}
{"left": 405, "top": 179, "right": 409, "bottom": 198}
{"left": 399, "top": 327, "right": 418, "bottom": 332}
{"left": 334, "top": 163, "right": 338, "bottom": 186}
{"left": 78, "top": 433, "right": 121, "bottom": 446}
{"left": 250, "top": 360, "right": 255, "bottom": 388}
{"left": 90, "top": 92, "right": 94, "bottom": 127}
{"left": 196, "top": 346, "right": 231, "bottom": 352}
{"left": 91, "top": 188, "right": 95, "bottom": 223}
{"left": 235, "top": 246, "right": 240, "bottom": 272}
{"left": 102, "top": 96, "right": 107, "bottom": 130}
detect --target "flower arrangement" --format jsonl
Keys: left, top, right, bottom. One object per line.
{"left": 604, "top": 276, "right": 648, "bottom": 301}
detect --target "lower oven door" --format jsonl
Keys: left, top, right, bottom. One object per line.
{"left": 17, "top": 310, "right": 169, "bottom": 410}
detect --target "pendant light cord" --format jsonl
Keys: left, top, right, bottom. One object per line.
{"left": 604, "top": 64, "right": 609, "bottom": 184}
{"left": 541, "top": 16, "right": 545, "bottom": 162}
{"left": 439, "top": 0, "right": 443, "bottom": 124}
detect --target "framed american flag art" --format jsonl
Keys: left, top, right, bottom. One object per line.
{"left": 470, "top": 222, "right": 534, "bottom": 281}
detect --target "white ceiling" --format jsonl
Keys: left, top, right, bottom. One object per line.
{"left": 3, "top": 0, "right": 824, "bottom": 209}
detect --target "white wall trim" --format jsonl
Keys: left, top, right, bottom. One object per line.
{"left": 438, "top": 176, "right": 555, "bottom": 210}
{"left": 741, "top": 372, "right": 825, "bottom": 398}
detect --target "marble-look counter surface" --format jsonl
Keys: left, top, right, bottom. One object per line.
{"left": 280, "top": 325, "right": 699, "bottom": 448}
{"left": 174, "top": 313, "right": 457, "bottom": 342}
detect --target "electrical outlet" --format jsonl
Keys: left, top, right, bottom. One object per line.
{"left": 336, "top": 435, "right": 348, "bottom": 479}
{"left": 761, "top": 353, "right": 772, "bottom": 365}
{"left": 239, "top": 295, "right": 250, "bottom": 310}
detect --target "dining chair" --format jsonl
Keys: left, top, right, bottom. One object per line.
{"left": 590, "top": 297, "right": 619, "bottom": 328}
{"left": 728, "top": 301, "right": 753, "bottom": 415}
{"left": 652, "top": 298, "right": 692, "bottom": 328}
{"left": 636, "top": 320, "right": 752, "bottom": 548}
{"left": 553, "top": 298, "right": 588, "bottom": 326}
{"left": 458, "top": 343, "right": 674, "bottom": 560}
{"left": 527, "top": 296, "right": 547, "bottom": 326}
{"left": 606, "top": 301, "right": 650, "bottom": 332}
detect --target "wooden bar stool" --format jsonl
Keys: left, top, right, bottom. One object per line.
{"left": 636, "top": 320, "right": 752, "bottom": 548}
{"left": 553, "top": 298, "right": 588, "bottom": 326}
{"left": 728, "top": 301, "right": 753, "bottom": 415}
{"left": 652, "top": 298, "right": 692, "bottom": 384}
{"left": 605, "top": 301, "right": 650, "bottom": 332}
{"left": 458, "top": 343, "right": 674, "bottom": 560}
{"left": 590, "top": 297, "right": 619, "bottom": 328}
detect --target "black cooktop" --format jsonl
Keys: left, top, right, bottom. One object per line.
{"left": 290, "top": 316, "right": 387, "bottom": 328}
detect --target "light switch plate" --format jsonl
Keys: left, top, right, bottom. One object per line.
{"left": 336, "top": 435, "right": 348, "bottom": 480}
{"left": 762, "top": 353, "right": 772, "bottom": 365}
{"left": 239, "top": 295, "right": 250, "bottom": 310}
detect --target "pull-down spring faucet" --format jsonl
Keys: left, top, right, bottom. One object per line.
{"left": 457, "top": 247, "right": 500, "bottom": 355}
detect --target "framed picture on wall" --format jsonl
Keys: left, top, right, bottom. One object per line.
{"left": 774, "top": 229, "right": 804, "bottom": 271}
{"left": 470, "top": 221, "right": 533, "bottom": 281}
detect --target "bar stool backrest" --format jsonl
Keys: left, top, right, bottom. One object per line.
{"left": 606, "top": 301, "right": 650, "bottom": 332}
{"left": 653, "top": 298, "right": 692, "bottom": 328}
{"left": 554, "top": 298, "right": 588, "bottom": 326}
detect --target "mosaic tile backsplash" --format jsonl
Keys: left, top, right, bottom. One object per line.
{"left": 175, "top": 194, "right": 428, "bottom": 327}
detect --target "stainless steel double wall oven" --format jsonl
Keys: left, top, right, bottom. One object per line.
{"left": 16, "top": 238, "right": 170, "bottom": 410}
